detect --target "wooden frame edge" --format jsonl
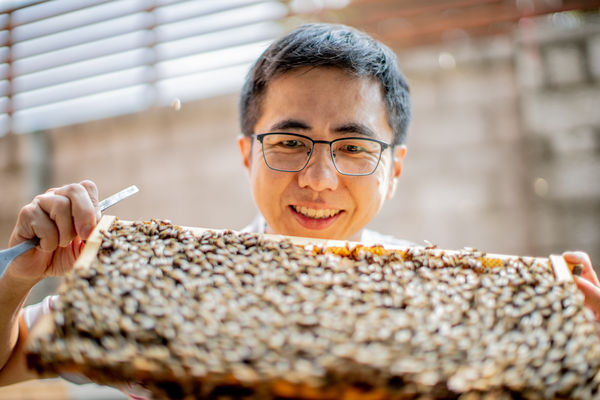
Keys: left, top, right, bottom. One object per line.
{"left": 549, "top": 254, "right": 573, "bottom": 283}
{"left": 73, "top": 215, "right": 116, "bottom": 270}
{"left": 78, "top": 218, "right": 567, "bottom": 283}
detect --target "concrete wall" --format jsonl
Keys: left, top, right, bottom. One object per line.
{"left": 384, "top": 35, "right": 530, "bottom": 255}
{"left": 375, "top": 15, "right": 600, "bottom": 263}
{"left": 517, "top": 19, "right": 600, "bottom": 260}
{"left": 1, "top": 16, "right": 599, "bottom": 305}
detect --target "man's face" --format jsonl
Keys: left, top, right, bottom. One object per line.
{"left": 238, "top": 67, "right": 406, "bottom": 241}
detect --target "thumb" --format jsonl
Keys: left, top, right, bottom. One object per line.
{"left": 573, "top": 276, "right": 600, "bottom": 320}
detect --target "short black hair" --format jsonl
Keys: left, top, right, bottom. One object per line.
{"left": 239, "top": 23, "right": 411, "bottom": 145}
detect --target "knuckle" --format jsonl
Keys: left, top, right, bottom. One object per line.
{"left": 18, "top": 203, "right": 37, "bottom": 220}
{"left": 79, "top": 179, "right": 96, "bottom": 190}
{"left": 80, "top": 180, "right": 99, "bottom": 200}
{"left": 54, "top": 194, "right": 71, "bottom": 208}
{"left": 51, "top": 196, "right": 72, "bottom": 219}
{"left": 33, "top": 193, "right": 47, "bottom": 203}
{"left": 63, "top": 183, "right": 85, "bottom": 197}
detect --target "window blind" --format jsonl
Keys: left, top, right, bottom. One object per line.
{"left": 0, "top": 0, "right": 289, "bottom": 135}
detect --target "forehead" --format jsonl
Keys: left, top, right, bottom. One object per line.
{"left": 257, "top": 67, "right": 392, "bottom": 141}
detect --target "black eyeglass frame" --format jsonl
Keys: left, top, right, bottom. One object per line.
{"left": 253, "top": 132, "right": 392, "bottom": 176}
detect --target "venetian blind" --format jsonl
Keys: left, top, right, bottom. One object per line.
{"left": 0, "top": 0, "right": 289, "bottom": 135}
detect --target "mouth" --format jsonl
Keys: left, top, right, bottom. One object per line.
{"left": 289, "top": 205, "right": 344, "bottom": 231}
{"left": 291, "top": 205, "right": 343, "bottom": 219}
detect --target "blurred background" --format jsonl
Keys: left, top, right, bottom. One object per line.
{"left": 0, "top": 0, "right": 599, "bottom": 397}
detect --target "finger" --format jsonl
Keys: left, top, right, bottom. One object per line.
{"left": 79, "top": 180, "right": 100, "bottom": 221}
{"left": 54, "top": 183, "right": 97, "bottom": 240}
{"left": 563, "top": 251, "right": 599, "bottom": 286}
{"left": 35, "top": 193, "right": 76, "bottom": 247}
{"left": 49, "top": 236, "right": 85, "bottom": 276}
{"left": 13, "top": 202, "right": 59, "bottom": 252}
{"left": 573, "top": 276, "right": 600, "bottom": 318}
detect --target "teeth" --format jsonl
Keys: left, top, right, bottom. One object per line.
{"left": 293, "top": 206, "right": 341, "bottom": 219}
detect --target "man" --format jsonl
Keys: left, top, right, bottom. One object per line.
{"left": 237, "top": 23, "right": 411, "bottom": 246}
{"left": 1, "top": 23, "right": 598, "bottom": 393}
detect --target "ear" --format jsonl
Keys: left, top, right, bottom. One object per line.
{"left": 386, "top": 145, "right": 407, "bottom": 200}
{"left": 238, "top": 135, "right": 252, "bottom": 172}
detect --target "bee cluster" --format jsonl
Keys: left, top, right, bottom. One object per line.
{"left": 27, "top": 220, "right": 600, "bottom": 399}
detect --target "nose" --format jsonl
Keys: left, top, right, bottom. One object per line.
{"left": 297, "top": 143, "right": 339, "bottom": 192}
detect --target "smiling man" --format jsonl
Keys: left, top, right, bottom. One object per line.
{"left": 0, "top": 23, "right": 598, "bottom": 397}
{"left": 237, "top": 24, "right": 412, "bottom": 246}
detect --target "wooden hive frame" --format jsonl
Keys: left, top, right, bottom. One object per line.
{"left": 71, "top": 215, "right": 575, "bottom": 284}
{"left": 26, "top": 215, "right": 581, "bottom": 399}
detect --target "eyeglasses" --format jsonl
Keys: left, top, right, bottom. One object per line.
{"left": 254, "top": 132, "right": 391, "bottom": 176}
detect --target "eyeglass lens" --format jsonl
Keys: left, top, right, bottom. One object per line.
{"left": 260, "top": 134, "right": 383, "bottom": 175}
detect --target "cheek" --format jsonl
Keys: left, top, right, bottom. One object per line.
{"left": 250, "top": 150, "right": 271, "bottom": 187}
{"left": 373, "top": 169, "right": 389, "bottom": 196}
{"left": 250, "top": 163, "right": 289, "bottom": 204}
{"left": 348, "top": 175, "right": 386, "bottom": 209}
{"left": 367, "top": 171, "right": 391, "bottom": 210}
{"left": 375, "top": 158, "right": 394, "bottom": 193}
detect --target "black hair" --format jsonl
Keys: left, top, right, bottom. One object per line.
{"left": 239, "top": 23, "right": 411, "bottom": 145}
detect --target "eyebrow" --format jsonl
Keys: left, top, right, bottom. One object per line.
{"left": 269, "top": 119, "right": 377, "bottom": 139}
{"left": 333, "top": 123, "right": 377, "bottom": 138}
{"left": 269, "top": 119, "right": 311, "bottom": 131}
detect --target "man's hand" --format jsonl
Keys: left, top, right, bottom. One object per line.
{"left": 6, "top": 180, "right": 100, "bottom": 286}
{"left": 564, "top": 251, "right": 600, "bottom": 321}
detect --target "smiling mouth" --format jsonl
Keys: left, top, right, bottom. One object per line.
{"left": 291, "top": 205, "right": 342, "bottom": 219}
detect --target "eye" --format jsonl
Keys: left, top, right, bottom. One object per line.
{"left": 281, "top": 140, "right": 304, "bottom": 148}
{"left": 340, "top": 144, "right": 366, "bottom": 153}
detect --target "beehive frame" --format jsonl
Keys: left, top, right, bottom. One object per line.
{"left": 26, "top": 215, "right": 589, "bottom": 399}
